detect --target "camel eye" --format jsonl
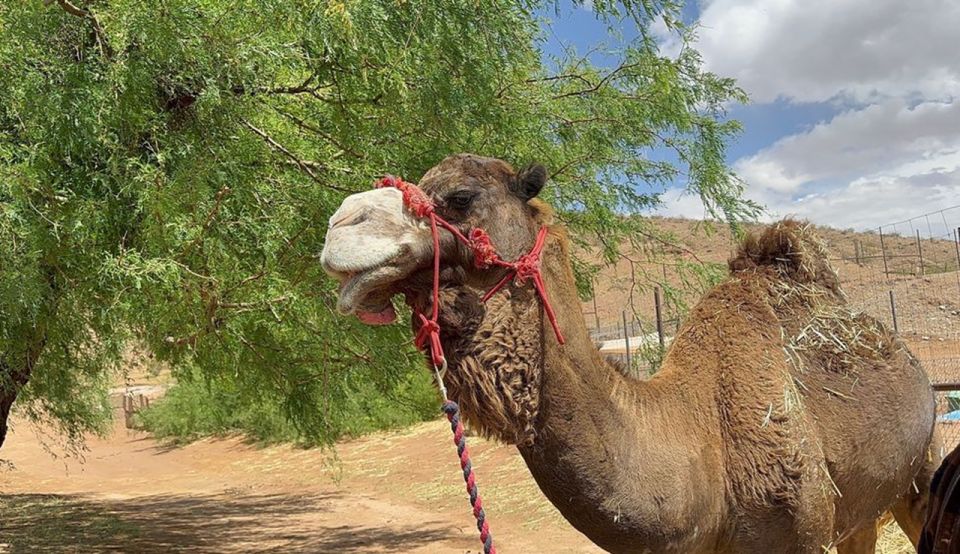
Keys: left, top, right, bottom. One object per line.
{"left": 445, "top": 190, "right": 478, "bottom": 211}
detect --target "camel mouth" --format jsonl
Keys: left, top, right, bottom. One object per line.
{"left": 329, "top": 265, "right": 403, "bottom": 323}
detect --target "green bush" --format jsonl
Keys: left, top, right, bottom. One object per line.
{"left": 139, "top": 367, "right": 438, "bottom": 445}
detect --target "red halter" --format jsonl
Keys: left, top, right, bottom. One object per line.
{"left": 375, "top": 175, "right": 565, "bottom": 368}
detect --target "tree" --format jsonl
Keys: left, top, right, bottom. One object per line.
{"left": 0, "top": 0, "right": 755, "bottom": 450}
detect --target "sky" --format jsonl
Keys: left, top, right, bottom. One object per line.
{"left": 539, "top": 0, "right": 960, "bottom": 233}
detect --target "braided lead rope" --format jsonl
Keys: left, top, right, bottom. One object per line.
{"left": 443, "top": 399, "right": 495, "bottom": 554}
{"left": 431, "top": 363, "right": 495, "bottom": 554}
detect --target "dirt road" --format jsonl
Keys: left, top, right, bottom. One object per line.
{"left": 0, "top": 411, "right": 604, "bottom": 553}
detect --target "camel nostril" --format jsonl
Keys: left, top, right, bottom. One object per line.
{"left": 329, "top": 206, "right": 370, "bottom": 229}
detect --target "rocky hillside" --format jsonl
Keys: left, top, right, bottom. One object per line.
{"left": 582, "top": 217, "right": 960, "bottom": 344}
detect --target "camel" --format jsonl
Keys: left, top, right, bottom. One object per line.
{"left": 320, "top": 153, "right": 940, "bottom": 553}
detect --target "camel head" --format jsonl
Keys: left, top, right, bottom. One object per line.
{"left": 320, "top": 153, "right": 548, "bottom": 325}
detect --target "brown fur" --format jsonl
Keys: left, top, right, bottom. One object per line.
{"left": 384, "top": 155, "right": 939, "bottom": 553}
{"left": 729, "top": 219, "right": 844, "bottom": 297}
{"left": 432, "top": 284, "right": 543, "bottom": 446}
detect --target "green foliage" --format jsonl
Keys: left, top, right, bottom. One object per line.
{"left": 0, "top": 0, "right": 754, "bottom": 447}
{"left": 138, "top": 367, "right": 437, "bottom": 445}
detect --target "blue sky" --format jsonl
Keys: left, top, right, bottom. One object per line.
{"left": 537, "top": 0, "right": 960, "bottom": 234}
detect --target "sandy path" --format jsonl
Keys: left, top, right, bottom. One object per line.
{"left": 0, "top": 412, "right": 602, "bottom": 553}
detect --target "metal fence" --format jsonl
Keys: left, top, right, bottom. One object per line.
{"left": 826, "top": 205, "right": 960, "bottom": 451}
{"left": 589, "top": 289, "right": 680, "bottom": 379}
{"left": 588, "top": 205, "right": 960, "bottom": 450}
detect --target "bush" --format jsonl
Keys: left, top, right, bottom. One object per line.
{"left": 139, "top": 368, "right": 439, "bottom": 445}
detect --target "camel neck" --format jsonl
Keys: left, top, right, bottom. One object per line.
{"left": 519, "top": 229, "right": 641, "bottom": 456}
{"left": 533, "top": 230, "right": 630, "bottom": 405}
{"left": 514, "top": 231, "right": 723, "bottom": 553}
{"left": 433, "top": 228, "right": 720, "bottom": 553}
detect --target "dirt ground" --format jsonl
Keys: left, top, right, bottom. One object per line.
{"left": 0, "top": 407, "right": 915, "bottom": 553}
{"left": 0, "top": 406, "right": 606, "bottom": 553}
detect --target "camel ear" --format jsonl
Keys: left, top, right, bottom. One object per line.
{"left": 510, "top": 164, "right": 547, "bottom": 200}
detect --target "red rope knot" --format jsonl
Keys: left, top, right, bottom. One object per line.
{"left": 376, "top": 175, "right": 434, "bottom": 218}
{"left": 375, "top": 175, "right": 404, "bottom": 190}
{"left": 468, "top": 228, "right": 499, "bottom": 268}
{"left": 413, "top": 315, "right": 440, "bottom": 350}
{"left": 402, "top": 186, "right": 435, "bottom": 218}
{"left": 414, "top": 314, "right": 445, "bottom": 367}
{"left": 511, "top": 251, "right": 541, "bottom": 284}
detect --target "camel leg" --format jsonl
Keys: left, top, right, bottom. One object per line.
{"left": 892, "top": 438, "right": 943, "bottom": 547}
{"left": 836, "top": 522, "right": 878, "bottom": 554}
{"left": 892, "top": 488, "right": 928, "bottom": 546}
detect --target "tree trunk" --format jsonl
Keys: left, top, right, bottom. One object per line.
{"left": 0, "top": 386, "right": 18, "bottom": 449}
{"left": 0, "top": 363, "right": 27, "bottom": 449}
{"left": 0, "top": 337, "right": 48, "bottom": 450}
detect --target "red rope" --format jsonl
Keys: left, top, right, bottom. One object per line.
{"left": 375, "top": 175, "right": 565, "bottom": 353}
{"left": 479, "top": 227, "right": 564, "bottom": 344}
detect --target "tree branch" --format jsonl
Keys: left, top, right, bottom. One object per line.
{"left": 49, "top": 0, "right": 114, "bottom": 59}
{"left": 218, "top": 295, "right": 292, "bottom": 310}
{"left": 230, "top": 73, "right": 332, "bottom": 97}
{"left": 180, "top": 186, "right": 231, "bottom": 259}
{"left": 550, "top": 62, "right": 641, "bottom": 101}
{"left": 268, "top": 104, "right": 365, "bottom": 160}
{"left": 241, "top": 120, "right": 353, "bottom": 192}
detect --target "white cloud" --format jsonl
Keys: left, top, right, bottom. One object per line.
{"left": 658, "top": 171, "right": 960, "bottom": 232}
{"left": 559, "top": 0, "right": 960, "bottom": 232}
{"left": 694, "top": 0, "right": 960, "bottom": 103}
{"left": 656, "top": 187, "right": 713, "bottom": 220}
{"left": 736, "top": 99, "right": 960, "bottom": 193}
{"left": 729, "top": 98, "right": 960, "bottom": 230}
{"left": 757, "top": 169, "right": 960, "bottom": 231}
{"left": 675, "top": 0, "right": 960, "bottom": 230}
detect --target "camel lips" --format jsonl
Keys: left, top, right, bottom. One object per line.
{"left": 356, "top": 303, "right": 397, "bottom": 325}
{"left": 335, "top": 269, "right": 401, "bottom": 325}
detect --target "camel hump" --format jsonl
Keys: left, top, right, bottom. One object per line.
{"left": 729, "top": 219, "right": 842, "bottom": 294}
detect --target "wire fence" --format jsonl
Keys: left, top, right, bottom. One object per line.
{"left": 587, "top": 205, "right": 960, "bottom": 450}
{"left": 825, "top": 205, "right": 960, "bottom": 450}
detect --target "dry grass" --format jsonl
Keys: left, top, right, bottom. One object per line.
{"left": 877, "top": 523, "right": 914, "bottom": 553}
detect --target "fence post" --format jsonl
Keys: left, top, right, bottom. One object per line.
{"left": 654, "top": 287, "right": 665, "bottom": 349}
{"left": 879, "top": 227, "right": 890, "bottom": 278}
{"left": 621, "top": 311, "right": 631, "bottom": 374}
{"left": 955, "top": 227, "right": 960, "bottom": 271}
{"left": 591, "top": 282, "right": 600, "bottom": 331}
{"left": 889, "top": 290, "right": 899, "bottom": 333}
{"left": 123, "top": 395, "right": 134, "bottom": 429}
{"left": 854, "top": 240, "right": 861, "bottom": 265}
{"left": 955, "top": 228, "right": 960, "bottom": 297}
{"left": 916, "top": 229, "right": 925, "bottom": 276}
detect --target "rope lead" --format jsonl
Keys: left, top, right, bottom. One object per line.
{"left": 443, "top": 400, "right": 496, "bottom": 554}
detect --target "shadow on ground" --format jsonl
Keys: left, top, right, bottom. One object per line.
{"left": 0, "top": 492, "right": 451, "bottom": 552}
